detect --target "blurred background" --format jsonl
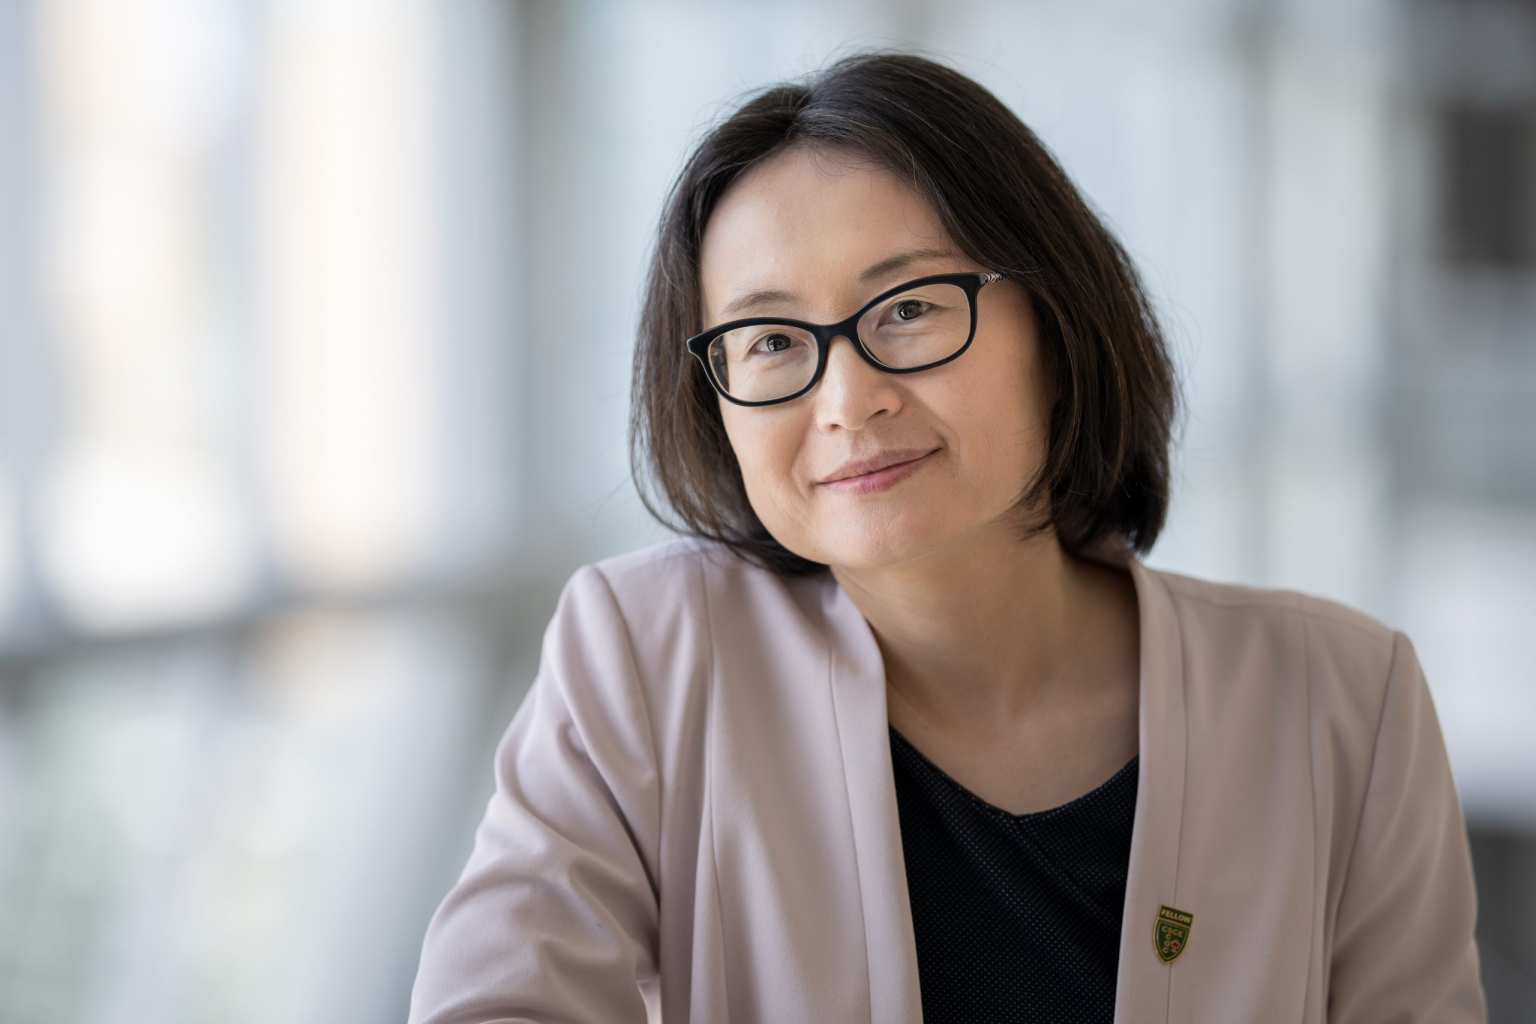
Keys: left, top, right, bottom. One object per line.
{"left": 0, "top": 0, "right": 1532, "bottom": 1021}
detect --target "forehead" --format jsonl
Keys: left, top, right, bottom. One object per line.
{"left": 698, "top": 145, "right": 957, "bottom": 322}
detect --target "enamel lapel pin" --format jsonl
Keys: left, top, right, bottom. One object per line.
{"left": 1154, "top": 904, "right": 1193, "bottom": 963}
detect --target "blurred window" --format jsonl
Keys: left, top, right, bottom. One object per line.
{"left": 1439, "top": 101, "right": 1536, "bottom": 266}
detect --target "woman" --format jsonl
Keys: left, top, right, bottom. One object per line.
{"left": 408, "top": 52, "right": 1486, "bottom": 1023}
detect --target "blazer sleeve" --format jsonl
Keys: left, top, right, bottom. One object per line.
{"left": 1327, "top": 629, "right": 1488, "bottom": 1023}
{"left": 407, "top": 564, "right": 661, "bottom": 1024}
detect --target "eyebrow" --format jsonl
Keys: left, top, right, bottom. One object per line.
{"left": 716, "top": 247, "right": 958, "bottom": 319}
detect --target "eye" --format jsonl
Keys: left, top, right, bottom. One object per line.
{"left": 755, "top": 332, "right": 796, "bottom": 354}
{"left": 893, "top": 299, "right": 929, "bottom": 322}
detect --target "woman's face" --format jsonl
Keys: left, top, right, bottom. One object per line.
{"left": 698, "top": 144, "right": 1051, "bottom": 570}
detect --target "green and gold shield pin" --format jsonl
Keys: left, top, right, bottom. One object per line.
{"left": 1154, "top": 904, "right": 1193, "bottom": 963}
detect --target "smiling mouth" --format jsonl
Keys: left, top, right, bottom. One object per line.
{"left": 820, "top": 449, "right": 938, "bottom": 493}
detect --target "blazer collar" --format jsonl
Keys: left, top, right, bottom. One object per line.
{"left": 817, "top": 533, "right": 1188, "bottom": 1023}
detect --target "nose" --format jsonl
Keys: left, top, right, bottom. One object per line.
{"left": 811, "top": 333, "right": 901, "bottom": 430}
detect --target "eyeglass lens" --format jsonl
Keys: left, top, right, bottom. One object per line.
{"left": 705, "top": 280, "right": 972, "bottom": 403}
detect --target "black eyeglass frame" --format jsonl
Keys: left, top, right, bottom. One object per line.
{"left": 684, "top": 270, "right": 1007, "bottom": 408}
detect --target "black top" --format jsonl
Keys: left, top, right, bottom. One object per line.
{"left": 889, "top": 724, "right": 1139, "bottom": 1024}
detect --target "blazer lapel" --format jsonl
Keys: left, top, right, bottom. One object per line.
{"left": 820, "top": 574, "right": 925, "bottom": 1023}
{"left": 1113, "top": 550, "right": 1188, "bottom": 1024}
{"left": 818, "top": 534, "right": 1187, "bottom": 1024}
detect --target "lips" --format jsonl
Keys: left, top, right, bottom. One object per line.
{"left": 818, "top": 447, "right": 938, "bottom": 484}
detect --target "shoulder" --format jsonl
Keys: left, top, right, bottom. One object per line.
{"left": 549, "top": 536, "right": 831, "bottom": 783}
{"left": 548, "top": 537, "right": 718, "bottom": 658}
{"left": 1146, "top": 563, "right": 1404, "bottom": 723}
{"left": 1153, "top": 563, "right": 1395, "bottom": 644}
{"left": 582, "top": 534, "right": 828, "bottom": 631}
{"left": 1145, "top": 565, "right": 1430, "bottom": 854}
{"left": 579, "top": 534, "right": 771, "bottom": 612}
{"left": 560, "top": 534, "right": 828, "bottom": 692}
{"left": 586, "top": 533, "right": 736, "bottom": 596}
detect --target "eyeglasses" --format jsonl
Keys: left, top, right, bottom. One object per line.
{"left": 685, "top": 270, "right": 1006, "bottom": 407}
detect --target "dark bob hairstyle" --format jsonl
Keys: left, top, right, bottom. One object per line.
{"left": 629, "top": 50, "right": 1182, "bottom": 577}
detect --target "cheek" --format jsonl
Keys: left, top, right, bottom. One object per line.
{"left": 945, "top": 327, "right": 1048, "bottom": 482}
{"left": 982, "top": 356, "right": 1041, "bottom": 441}
{"left": 720, "top": 405, "right": 805, "bottom": 515}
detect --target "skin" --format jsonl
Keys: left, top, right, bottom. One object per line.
{"left": 698, "top": 144, "right": 1141, "bottom": 816}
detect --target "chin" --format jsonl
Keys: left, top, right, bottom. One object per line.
{"left": 807, "top": 516, "right": 951, "bottom": 571}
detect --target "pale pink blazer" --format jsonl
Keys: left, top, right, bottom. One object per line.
{"left": 407, "top": 532, "right": 1487, "bottom": 1023}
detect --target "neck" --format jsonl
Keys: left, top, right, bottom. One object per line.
{"left": 830, "top": 524, "right": 1130, "bottom": 731}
